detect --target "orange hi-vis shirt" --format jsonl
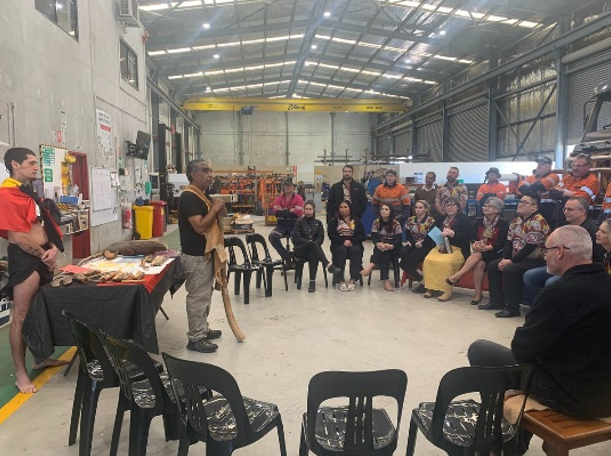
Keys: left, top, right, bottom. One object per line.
{"left": 557, "top": 172, "right": 600, "bottom": 203}
{"left": 476, "top": 182, "right": 507, "bottom": 201}
{"left": 517, "top": 172, "right": 560, "bottom": 199}
{"left": 603, "top": 182, "right": 611, "bottom": 215}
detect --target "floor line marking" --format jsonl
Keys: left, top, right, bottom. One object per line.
{"left": 0, "top": 346, "right": 77, "bottom": 426}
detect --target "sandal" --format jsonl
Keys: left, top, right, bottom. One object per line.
{"left": 348, "top": 283, "right": 356, "bottom": 291}
{"left": 445, "top": 277, "right": 457, "bottom": 286}
{"left": 339, "top": 283, "right": 349, "bottom": 291}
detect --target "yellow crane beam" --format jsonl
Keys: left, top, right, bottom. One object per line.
{"left": 182, "top": 97, "right": 407, "bottom": 113}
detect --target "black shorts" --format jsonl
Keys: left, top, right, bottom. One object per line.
{"left": 3, "top": 243, "right": 54, "bottom": 299}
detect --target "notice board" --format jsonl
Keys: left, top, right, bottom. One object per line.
{"left": 90, "top": 167, "right": 119, "bottom": 226}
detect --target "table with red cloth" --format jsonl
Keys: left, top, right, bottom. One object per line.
{"left": 22, "top": 259, "right": 184, "bottom": 363}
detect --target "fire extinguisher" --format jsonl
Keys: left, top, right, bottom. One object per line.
{"left": 123, "top": 205, "right": 133, "bottom": 229}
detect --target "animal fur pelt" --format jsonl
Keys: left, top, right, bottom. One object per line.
{"left": 102, "top": 240, "right": 168, "bottom": 259}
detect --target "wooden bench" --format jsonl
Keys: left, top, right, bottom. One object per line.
{"left": 522, "top": 409, "right": 611, "bottom": 456}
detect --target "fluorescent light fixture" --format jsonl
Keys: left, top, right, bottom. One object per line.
{"left": 184, "top": 72, "right": 204, "bottom": 78}
{"left": 439, "top": 30, "right": 446, "bottom": 36}
{"left": 156, "top": 34, "right": 304, "bottom": 57}
{"left": 168, "top": 75, "right": 183, "bottom": 80}
{"left": 203, "top": 23, "right": 210, "bottom": 29}
{"left": 213, "top": 54, "right": 220, "bottom": 59}
{"left": 167, "top": 47, "right": 192, "bottom": 54}
{"left": 324, "top": 11, "right": 331, "bottom": 17}
{"left": 147, "top": 50, "right": 167, "bottom": 56}
{"left": 311, "top": 44, "right": 317, "bottom": 49}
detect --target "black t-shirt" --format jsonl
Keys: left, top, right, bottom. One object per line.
{"left": 177, "top": 191, "right": 209, "bottom": 256}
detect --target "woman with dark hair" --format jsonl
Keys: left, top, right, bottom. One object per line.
{"left": 292, "top": 200, "right": 342, "bottom": 292}
{"left": 360, "top": 203, "right": 403, "bottom": 291}
{"left": 596, "top": 218, "right": 611, "bottom": 273}
{"left": 421, "top": 197, "right": 472, "bottom": 301}
{"left": 445, "top": 197, "right": 509, "bottom": 305}
{"left": 328, "top": 200, "right": 366, "bottom": 291}
{"left": 399, "top": 200, "right": 436, "bottom": 293}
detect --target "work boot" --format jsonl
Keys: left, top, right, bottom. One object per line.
{"left": 206, "top": 329, "right": 222, "bottom": 340}
{"left": 308, "top": 280, "right": 316, "bottom": 293}
{"left": 186, "top": 338, "right": 218, "bottom": 353}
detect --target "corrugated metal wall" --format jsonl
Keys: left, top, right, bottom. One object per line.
{"left": 567, "top": 52, "right": 611, "bottom": 144}
{"left": 448, "top": 97, "right": 489, "bottom": 161}
{"left": 416, "top": 114, "right": 443, "bottom": 161}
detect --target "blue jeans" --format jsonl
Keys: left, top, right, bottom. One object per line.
{"left": 522, "top": 266, "right": 560, "bottom": 305}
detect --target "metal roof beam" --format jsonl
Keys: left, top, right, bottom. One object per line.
{"left": 145, "top": 19, "right": 313, "bottom": 48}
{"left": 157, "top": 52, "right": 442, "bottom": 82}
{"left": 374, "top": 11, "right": 611, "bottom": 129}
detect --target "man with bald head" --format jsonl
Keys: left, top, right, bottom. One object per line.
{"left": 468, "top": 225, "right": 611, "bottom": 432}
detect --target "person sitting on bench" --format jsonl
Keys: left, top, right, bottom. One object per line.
{"left": 467, "top": 225, "right": 611, "bottom": 454}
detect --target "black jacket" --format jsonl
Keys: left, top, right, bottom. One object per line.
{"left": 327, "top": 218, "right": 366, "bottom": 246}
{"left": 512, "top": 263, "right": 611, "bottom": 418}
{"left": 292, "top": 216, "right": 324, "bottom": 247}
{"left": 434, "top": 212, "right": 472, "bottom": 259}
{"left": 327, "top": 180, "right": 368, "bottom": 223}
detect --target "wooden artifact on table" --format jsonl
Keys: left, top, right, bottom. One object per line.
{"left": 102, "top": 239, "right": 168, "bottom": 259}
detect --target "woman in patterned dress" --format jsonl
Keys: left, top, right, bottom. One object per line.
{"left": 328, "top": 200, "right": 366, "bottom": 291}
{"left": 445, "top": 197, "right": 509, "bottom": 305}
{"left": 399, "top": 200, "right": 436, "bottom": 293}
{"left": 360, "top": 203, "right": 403, "bottom": 291}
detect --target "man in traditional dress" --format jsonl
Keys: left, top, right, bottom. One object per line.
{"left": 0, "top": 147, "right": 66, "bottom": 393}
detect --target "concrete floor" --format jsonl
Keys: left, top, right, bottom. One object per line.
{"left": 0, "top": 220, "right": 609, "bottom": 455}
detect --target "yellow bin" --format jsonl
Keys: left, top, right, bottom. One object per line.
{"left": 133, "top": 205, "right": 154, "bottom": 240}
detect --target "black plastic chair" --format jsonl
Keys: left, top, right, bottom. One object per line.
{"left": 405, "top": 364, "right": 534, "bottom": 456}
{"left": 162, "top": 353, "right": 288, "bottom": 456}
{"left": 246, "top": 233, "right": 289, "bottom": 296}
{"left": 367, "top": 256, "right": 401, "bottom": 288}
{"left": 225, "top": 236, "right": 260, "bottom": 304}
{"left": 300, "top": 369, "right": 408, "bottom": 456}
{"left": 295, "top": 257, "right": 329, "bottom": 290}
{"left": 62, "top": 310, "right": 160, "bottom": 456}
{"left": 105, "top": 336, "right": 181, "bottom": 456}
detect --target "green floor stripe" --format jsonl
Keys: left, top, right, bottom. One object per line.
{"left": 161, "top": 227, "right": 181, "bottom": 250}
{"left": 0, "top": 327, "right": 69, "bottom": 409}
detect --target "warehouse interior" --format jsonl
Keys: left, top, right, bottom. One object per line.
{"left": 1, "top": 0, "right": 611, "bottom": 455}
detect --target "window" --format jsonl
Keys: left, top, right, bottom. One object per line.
{"left": 35, "top": 0, "right": 79, "bottom": 40}
{"left": 120, "top": 41, "right": 139, "bottom": 90}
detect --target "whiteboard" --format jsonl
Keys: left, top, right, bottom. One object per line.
{"left": 91, "top": 167, "right": 112, "bottom": 212}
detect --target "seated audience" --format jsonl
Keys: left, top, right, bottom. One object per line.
{"left": 517, "top": 157, "right": 560, "bottom": 225}
{"left": 522, "top": 197, "right": 605, "bottom": 305}
{"left": 399, "top": 200, "right": 436, "bottom": 294}
{"left": 268, "top": 178, "right": 304, "bottom": 263}
{"left": 421, "top": 197, "right": 471, "bottom": 302}
{"left": 445, "top": 197, "right": 508, "bottom": 305}
{"left": 479, "top": 194, "right": 550, "bottom": 317}
{"left": 371, "top": 169, "right": 411, "bottom": 227}
{"left": 435, "top": 167, "right": 468, "bottom": 215}
{"left": 595, "top": 218, "right": 611, "bottom": 272}
{"left": 602, "top": 180, "right": 611, "bottom": 221}
{"left": 476, "top": 167, "right": 507, "bottom": 202}
{"left": 328, "top": 200, "right": 366, "bottom": 291}
{"left": 361, "top": 203, "right": 403, "bottom": 292}
{"left": 292, "top": 200, "right": 341, "bottom": 292}
{"left": 468, "top": 225, "right": 611, "bottom": 454}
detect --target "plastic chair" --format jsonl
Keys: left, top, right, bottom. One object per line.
{"left": 162, "top": 353, "right": 288, "bottom": 456}
{"left": 300, "top": 369, "right": 408, "bottom": 456}
{"left": 367, "top": 257, "right": 401, "bottom": 288}
{"left": 246, "top": 233, "right": 289, "bottom": 296}
{"left": 225, "top": 236, "right": 260, "bottom": 304}
{"left": 62, "top": 310, "right": 160, "bottom": 456}
{"left": 295, "top": 257, "right": 329, "bottom": 290}
{"left": 105, "top": 336, "right": 182, "bottom": 456}
{"left": 405, "top": 364, "right": 534, "bottom": 456}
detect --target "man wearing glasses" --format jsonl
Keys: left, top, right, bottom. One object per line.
{"left": 522, "top": 197, "right": 606, "bottom": 305}
{"left": 479, "top": 194, "right": 550, "bottom": 317}
{"left": 468, "top": 225, "right": 611, "bottom": 453}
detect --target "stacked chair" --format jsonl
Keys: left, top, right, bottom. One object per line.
{"left": 246, "top": 232, "right": 289, "bottom": 297}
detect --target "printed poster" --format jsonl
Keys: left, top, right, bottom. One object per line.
{"left": 96, "top": 109, "right": 113, "bottom": 158}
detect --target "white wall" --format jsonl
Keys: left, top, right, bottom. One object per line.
{"left": 197, "top": 111, "right": 373, "bottom": 183}
{"left": 0, "top": 0, "right": 149, "bottom": 256}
